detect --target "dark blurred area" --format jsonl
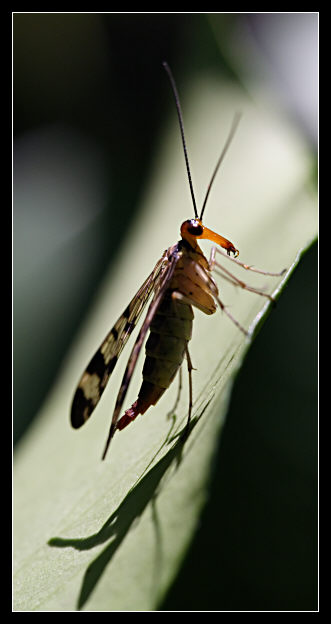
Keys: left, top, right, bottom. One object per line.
{"left": 13, "top": 13, "right": 317, "bottom": 612}
{"left": 13, "top": 13, "right": 198, "bottom": 444}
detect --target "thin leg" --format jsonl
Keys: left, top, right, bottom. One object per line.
{"left": 214, "top": 291, "right": 249, "bottom": 336}
{"left": 211, "top": 258, "right": 274, "bottom": 300}
{"left": 170, "top": 293, "right": 194, "bottom": 435}
{"left": 188, "top": 261, "right": 250, "bottom": 336}
{"left": 184, "top": 344, "right": 194, "bottom": 434}
{"left": 209, "top": 245, "right": 286, "bottom": 277}
{"left": 166, "top": 366, "right": 183, "bottom": 421}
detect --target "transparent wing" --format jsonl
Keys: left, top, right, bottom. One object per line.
{"left": 71, "top": 254, "right": 166, "bottom": 429}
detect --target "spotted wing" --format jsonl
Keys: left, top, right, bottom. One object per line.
{"left": 101, "top": 248, "right": 180, "bottom": 458}
{"left": 71, "top": 255, "right": 166, "bottom": 428}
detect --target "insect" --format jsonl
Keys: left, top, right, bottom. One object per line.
{"left": 71, "top": 62, "right": 285, "bottom": 459}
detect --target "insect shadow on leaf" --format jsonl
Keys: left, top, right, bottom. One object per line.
{"left": 48, "top": 411, "right": 203, "bottom": 609}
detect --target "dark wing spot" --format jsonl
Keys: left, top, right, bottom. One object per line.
{"left": 124, "top": 320, "right": 135, "bottom": 333}
{"left": 87, "top": 350, "right": 106, "bottom": 378}
{"left": 71, "top": 388, "right": 94, "bottom": 428}
{"left": 111, "top": 327, "right": 119, "bottom": 341}
{"left": 106, "top": 355, "right": 118, "bottom": 378}
{"left": 123, "top": 305, "right": 131, "bottom": 318}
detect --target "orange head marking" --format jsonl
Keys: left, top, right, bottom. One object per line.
{"left": 180, "top": 219, "right": 239, "bottom": 257}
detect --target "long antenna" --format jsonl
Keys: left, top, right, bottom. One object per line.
{"left": 163, "top": 62, "right": 198, "bottom": 219}
{"left": 200, "top": 112, "right": 241, "bottom": 221}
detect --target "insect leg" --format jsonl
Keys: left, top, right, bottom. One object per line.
{"left": 184, "top": 262, "right": 249, "bottom": 336}
{"left": 166, "top": 366, "right": 183, "bottom": 421}
{"left": 213, "top": 291, "right": 249, "bottom": 336}
{"left": 209, "top": 246, "right": 275, "bottom": 300}
{"left": 209, "top": 245, "right": 286, "bottom": 277}
{"left": 184, "top": 344, "right": 194, "bottom": 434}
{"left": 169, "top": 291, "right": 195, "bottom": 434}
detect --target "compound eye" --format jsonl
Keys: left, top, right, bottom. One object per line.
{"left": 186, "top": 219, "right": 204, "bottom": 236}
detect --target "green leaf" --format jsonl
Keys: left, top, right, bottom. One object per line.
{"left": 14, "top": 75, "right": 317, "bottom": 611}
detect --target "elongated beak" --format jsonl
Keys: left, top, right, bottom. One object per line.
{"left": 197, "top": 223, "right": 239, "bottom": 257}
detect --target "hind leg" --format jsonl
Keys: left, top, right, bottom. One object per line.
{"left": 166, "top": 366, "right": 183, "bottom": 421}
{"left": 183, "top": 344, "right": 194, "bottom": 435}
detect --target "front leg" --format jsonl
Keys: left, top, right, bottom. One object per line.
{"left": 208, "top": 246, "right": 276, "bottom": 301}
{"left": 209, "top": 245, "right": 286, "bottom": 277}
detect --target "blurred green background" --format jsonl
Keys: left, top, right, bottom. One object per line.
{"left": 13, "top": 13, "right": 318, "bottom": 611}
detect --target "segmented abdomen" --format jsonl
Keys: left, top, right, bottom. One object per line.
{"left": 116, "top": 292, "right": 193, "bottom": 430}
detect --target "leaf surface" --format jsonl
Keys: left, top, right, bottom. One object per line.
{"left": 14, "top": 76, "right": 317, "bottom": 611}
